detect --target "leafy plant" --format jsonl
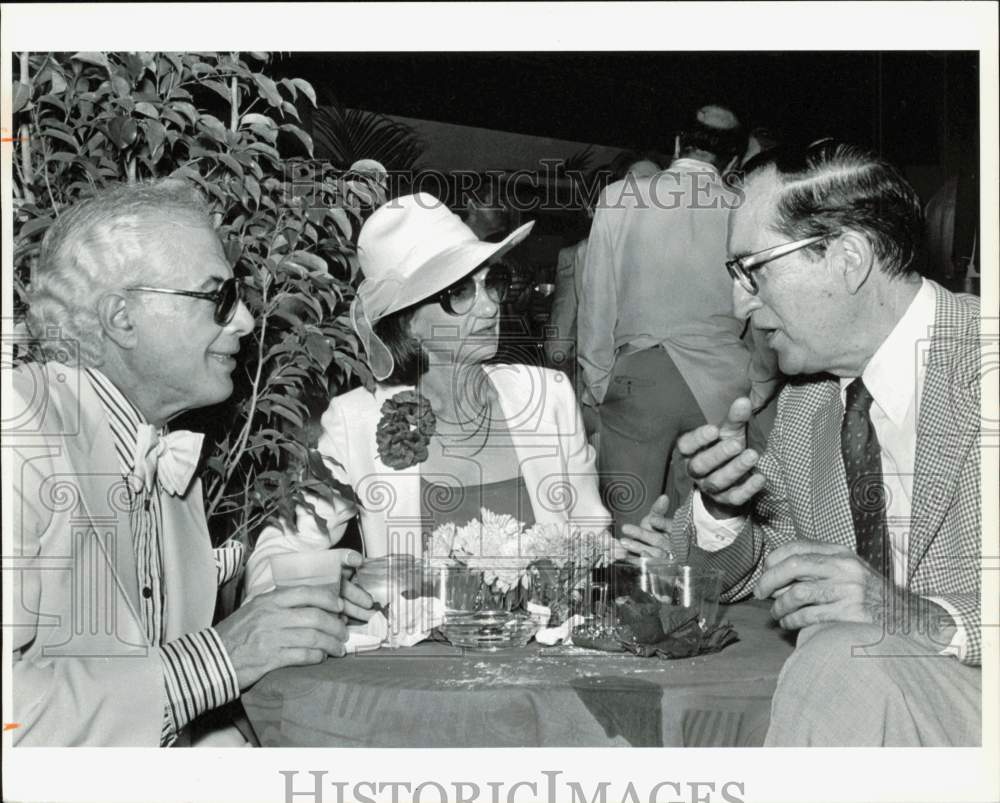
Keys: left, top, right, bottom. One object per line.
{"left": 313, "top": 104, "right": 425, "bottom": 172}
{"left": 12, "top": 51, "right": 377, "bottom": 549}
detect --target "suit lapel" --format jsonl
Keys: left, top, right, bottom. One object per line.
{"left": 59, "top": 367, "right": 148, "bottom": 648}
{"left": 808, "top": 380, "right": 856, "bottom": 548}
{"left": 159, "top": 482, "right": 216, "bottom": 639}
{"left": 907, "top": 287, "right": 977, "bottom": 582}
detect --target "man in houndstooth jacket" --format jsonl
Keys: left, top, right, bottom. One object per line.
{"left": 621, "top": 141, "right": 982, "bottom": 746}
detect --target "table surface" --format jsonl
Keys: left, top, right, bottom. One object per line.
{"left": 242, "top": 600, "right": 796, "bottom": 748}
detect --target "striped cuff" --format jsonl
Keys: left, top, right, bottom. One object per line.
{"left": 214, "top": 540, "right": 246, "bottom": 586}
{"left": 158, "top": 627, "right": 240, "bottom": 744}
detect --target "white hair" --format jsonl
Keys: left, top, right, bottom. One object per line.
{"left": 26, "top": 178, "right": 212, "bottom": 367}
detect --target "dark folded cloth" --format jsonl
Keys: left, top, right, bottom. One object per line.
{"left": 571, "top": 591, "right": 739, "bottom": 659}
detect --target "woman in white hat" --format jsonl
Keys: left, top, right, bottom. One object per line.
{"left": 245, "top": 193, "right": 611, "bottom": 597}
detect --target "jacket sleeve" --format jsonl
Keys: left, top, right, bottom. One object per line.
{"left": 544, "top": 242, "right": 582, "bottom": 367}
{"left": 244, "top": 396, "right": 360, "bottom": 600}
{"left": 10, "top": 433, "right": 163, "bottom": 746}
{"left": 577, "top": 189, "right": 620, "bottom": 406}
{"left": 550, "top": 368, "right": 612, "bottom": 540}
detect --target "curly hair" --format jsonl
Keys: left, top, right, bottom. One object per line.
{"left": 25, "top": 178, "right": 212, "bottom": 367}
{"left": 745, "top": 141, "right": 925, "bottom": 277}
{"left": 372, "top": 305, "right": 429, "bottom": 386}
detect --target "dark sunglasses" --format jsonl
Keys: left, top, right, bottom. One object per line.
{"left": 435, "top": 265, "right": 511, "bottom": 316}
{"left": 127, "top": 277, "right": 243, "bottom": 325}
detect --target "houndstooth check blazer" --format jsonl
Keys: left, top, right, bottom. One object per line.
{"left": 673, "top": 280, "right": 983, "bottom": 666}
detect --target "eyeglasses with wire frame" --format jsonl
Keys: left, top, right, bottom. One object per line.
{"left": 127, "top": 277, "right": 243, "bottom": 325}
{"left": 435, "top": 264, "right": 512, "bottom": 316}
{"left": 725, "top": 233, "right": 835, "bottom": 295}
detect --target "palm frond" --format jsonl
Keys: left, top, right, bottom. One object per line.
{"left": 313, "top": 105, "right": 425, "bottom": 172}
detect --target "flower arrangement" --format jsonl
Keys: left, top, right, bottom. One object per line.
{"left": 426, "top": 508, "right": 611, "bottom": 625}
{"left": 376, "top": 390, "right": 437, "bottom": 470}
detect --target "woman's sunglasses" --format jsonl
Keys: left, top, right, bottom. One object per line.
{"left": 127, "top": 277, "right": 243, "bottom": 326}
{"left": 435, "top": 265, "right": 511, "bottom": 316}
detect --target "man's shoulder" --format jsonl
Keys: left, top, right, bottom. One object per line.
{"left": 9, "top": 360, "right": 88, "bottom": 444}
{"left": 924, "top": 279, "right": 981, "bottom": 329}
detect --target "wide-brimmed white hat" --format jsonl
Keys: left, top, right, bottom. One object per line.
{"left": 350, "top": 192, "right": 534, "bottom": 381}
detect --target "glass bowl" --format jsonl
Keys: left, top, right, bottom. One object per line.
{"left": 440, "top": 610, "right": 539, "bottom": 651}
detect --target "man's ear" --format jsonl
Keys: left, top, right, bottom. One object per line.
{"left": 97, "top": 292, "right": 138, "bottom": 350}
{"left": 834, "top": 231, "right": 876, "bottom": 294}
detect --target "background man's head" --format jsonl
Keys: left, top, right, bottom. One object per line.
{"left": 676, "top": 104, "right": 748, "bottom": 173}
{"left": 27, "top": 179, "right": 253, "bottom": 422}
{"left": 729, "top": 141, "right": 925, "bottom": 377}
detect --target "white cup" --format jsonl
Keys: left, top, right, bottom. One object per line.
{"left": 270, "top": 550, "right": 343, "bottom": 595}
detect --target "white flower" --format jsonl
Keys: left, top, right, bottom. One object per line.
{"left": 426, "top": 509, "right": 611, "bottom": 596}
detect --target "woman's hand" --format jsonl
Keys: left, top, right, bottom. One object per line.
{"left": 351, "top": 554, "right": 422, "bottom": 607}
{"left": 618, "top": 495, "right": 675, "bottom": 560}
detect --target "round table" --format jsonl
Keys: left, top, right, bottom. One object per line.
{"left": 241, "top": 600, "right": 795, "bottom": 748}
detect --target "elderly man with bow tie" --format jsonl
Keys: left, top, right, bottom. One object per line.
{"left": 8, "top": 180, "right": 373, "bottom": 746}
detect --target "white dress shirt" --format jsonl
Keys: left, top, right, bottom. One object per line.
{"left": 692, "top": 279, "right": 967, "bottom": 657}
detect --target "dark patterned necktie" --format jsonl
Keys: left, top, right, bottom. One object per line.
{"left": 840, "top": 378, "right": 891, "bottom": 578}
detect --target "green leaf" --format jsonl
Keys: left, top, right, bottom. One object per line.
{"left": 218, "top": 152, "right": 244, "bottom": 178}
{"left": 108, "top": 116, "right": 139, "bottom": 148}
{"left": 16, "top": 216, "right": 55, "bottom": 241}
{"left": 270, "top": 400, "right": 305, "bottom": 428}
{"left": 280, "top": 124, "right": 313, "bottom": 157}
{"left": 244, "top": 174, "right": 261, "bottom": 207}
{"left": 173, "top": 102, "right": 199, "bottom": 125}
{"left": 37, "top": 93, "right": 68, "bottom": 114}
{"left": 253, "top": 73, "right": 282, "bottom": 108}
{"left": 246, "top": 141, "right": 281, "bottom": 162}
{"left": 111, "top": 74, "right": 131, "bottom": 98}
{"left": 123, "top": 52, "right": 148, "bottom": 82}
{"left": 49, "top": 70, "right": 68, "bottom": 94}
{"left": 71, "top": 52, "right": 110, "bottom": 70}
{"left": 12, "top": 83, "right": 31, "bottom": 114}
{"left": 142, "top": 119, "right": 167, "bottom": 160}
{"left": 197, "top": 114, "right": 228, "bottom": 143}
{"left": 249, "top": 124, "right": 279, "bottom": 144}
{"left": 39, "top": 126, "right": 80, "bottom": 151}
{"left": 286, "top": 251, "right": 328, "bottom": 272}
{"left": 240, "top": 112, "right": 277, "bottom": 129}
{"left": 159, "top": 108, "right": 187, "bottom": 129}
{"left": 134, "top": 101, "right": 159, "bottom": 118}
{"left": 326, "top": 207, "right": 352, "bottom": 238}
{"left": 280, "top": 101, "right": 301, "bottom": 122}
{"left": 201, "top": 79, "right": 232, "bottom": 104}
{"left": 289, "top": 78, "right": 317, "bottom": 107}
{"left": 163, "top": 52, "right": 184, "bottom": 77}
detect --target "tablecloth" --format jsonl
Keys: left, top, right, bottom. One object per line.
{"left": 242, "top": 600, "right": 795, "bottom": 747}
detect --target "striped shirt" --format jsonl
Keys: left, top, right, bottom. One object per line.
{"left": 84, "top": 368, "right": 243, "bottom": 746}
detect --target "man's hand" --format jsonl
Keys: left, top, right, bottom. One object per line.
{"left": 677, "top": 397, "right": 765, "bottom": 518}
{"left": 352, "top": 553, "right": 421, "bottom": 608}
{"left": 755, "top": 540, "right": 957, "bottom": 651}
{"left": 619, "top": 494, "right": 674, "bottom": 560}
{"left": 338, "top": 549, "right": 375, "bottom": 620}
{"left": 215, "top": 584, "right": 353, "bottom": 691}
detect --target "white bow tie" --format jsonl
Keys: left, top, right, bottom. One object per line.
{"left": 132, "top": 424, "right": 204, "bottom": 496}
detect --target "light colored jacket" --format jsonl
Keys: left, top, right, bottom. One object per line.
{"left": 673, "top": 282, "right": 983, "bottom": 665}
{"left": 9, "top": 362, "right": 218, "bottom": 746}
{"left": 246, "top": 363, "right": 611, "bottom": 596}
{"left": 578, "top": 159, "right": 751, "bottom": 421}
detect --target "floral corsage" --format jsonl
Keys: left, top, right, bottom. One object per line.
{"left": 376, "top": 390, "right": 437, "bottom": 470}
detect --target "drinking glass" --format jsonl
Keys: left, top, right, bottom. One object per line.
{"left": 270, "top": 550, "right": 344, "bottom": 596}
